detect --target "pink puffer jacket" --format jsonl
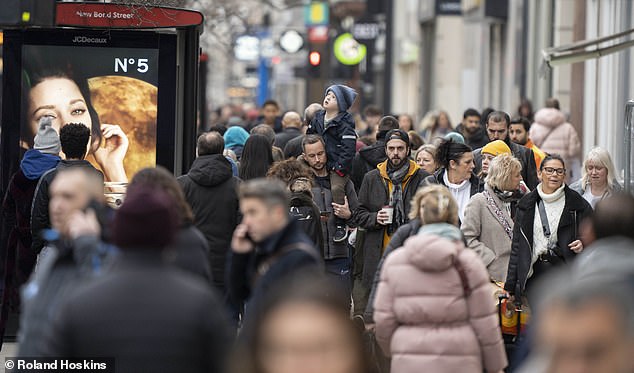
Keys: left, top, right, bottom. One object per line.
{"left": 374, "top": 233, "right": 507, "bottom": 373}
{"left": 530, "top": 108, "right": 581, "bottom": 182}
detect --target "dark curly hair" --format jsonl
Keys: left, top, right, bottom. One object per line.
{"left": 59, "top": 123, "right": 90, "bottom": 159}
{"left": 436, "top": 138, "right": 472, "bottom": 169}
{"left": 267, "top": 159, "right": 313, "bottom": 188}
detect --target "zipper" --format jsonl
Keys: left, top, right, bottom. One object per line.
{"left": 320, "top": 186, "right": 331, "bottom": 258}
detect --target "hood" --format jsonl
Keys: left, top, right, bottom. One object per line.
{"left": 404, "top": 231, "right": 461, "bottom": 272}
{"left": 359, "top": 141, "right": 386, "bottom": 167}
{"left": 377, "top": 159, "right": 419, "bottom": 182}
{"left": 188, "top": 154, "right": 233, "bottom": 186}
{"left": 534, "top": 108, "right": 566, "bottom": 128}
{"left": 224, "top": 126, "right": 249, "bottom": 149}
{"left": 20, "top": 149, "right": 60, "bottom": 180}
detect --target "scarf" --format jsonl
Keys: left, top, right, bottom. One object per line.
{"left": 387, "top": 160, "right": 411, "bottom": 235}
{"left": 418, "top": 223, "right": 463, "bottom": 241}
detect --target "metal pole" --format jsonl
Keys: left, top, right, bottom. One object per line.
{"left": 182, "top": 26, "right": 200, "bottom": 174}
{"left": 625, "top": 100, "right": 634, "bottom": 193}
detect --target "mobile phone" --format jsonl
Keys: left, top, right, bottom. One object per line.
{"left": 244, "top": 231, "right": 255, "bottom": 244}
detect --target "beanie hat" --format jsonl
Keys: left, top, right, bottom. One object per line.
{"left": 112, "top": 185, "right": 178, "bottom": 250}
{"left": 384, "top": 129, "right": 410, "bottom": 148}
{"left": 325, "top": 84, "right": 357, "bottom": 112}
{"left": 482, "top": 140, "right": 511, "bottom": 156}
{"left": 34, "top": 117, "right": 61, "bottom": 155}
{"left": 444, "top": 132, "right": 465, "bottom": 145}
{"left": 223, "top": 126, "right": 249, "bottom": 149}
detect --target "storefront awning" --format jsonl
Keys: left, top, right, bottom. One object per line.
{"left": 542, "top": 28, "right": 634, "bottom": 67}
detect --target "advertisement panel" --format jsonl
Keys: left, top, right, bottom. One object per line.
{"left": 1, "top": 28, "right": 177, "bottom": 194}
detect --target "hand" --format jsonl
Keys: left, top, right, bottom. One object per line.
{"left": 569, "top": 239, "right": 584, "bottom": 254}
{"left": 67, "top": 209, "right": 101, "bottom": 239}
{"left": 93, "top": 124, "right": 129, "bottom": 182}
{"left": 231, "top": 224, "right": 255, "bottom": 254}
{"left": 376, "top": 209, "right": 390, "bottom": 226}
{"left": 332, "top": 196, "right": 351, "bottom": 219}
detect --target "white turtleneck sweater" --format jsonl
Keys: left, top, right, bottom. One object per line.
{"left": 530, "top": 183, "right": 566, "bottom": 276}
{"left": 443, "top": 171, "right": 471, "bottom": 223}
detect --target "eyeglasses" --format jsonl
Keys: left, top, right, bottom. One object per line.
{"left": 543, "top": 167, "right": 566, "bottom": 176}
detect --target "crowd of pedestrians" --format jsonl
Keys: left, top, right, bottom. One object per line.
{"left": 1, "top": 87, "right": 633, "bottom": 373}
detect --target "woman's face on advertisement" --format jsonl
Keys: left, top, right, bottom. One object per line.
{"left": 28, "top": 77, "right": 92, "bottom": 137}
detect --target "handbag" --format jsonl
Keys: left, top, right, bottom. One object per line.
{"left": 497, "top": 292, "right": 530, "bottom": 338}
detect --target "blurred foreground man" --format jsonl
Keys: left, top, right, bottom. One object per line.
{"left": 42, "top": 186, "right": 230, "bottom": 373}
{"left": 18, "top": 167, "right": 108, "bottom": 356}
{"left": 227, "top": 179, "right": 322, "bottom": 319}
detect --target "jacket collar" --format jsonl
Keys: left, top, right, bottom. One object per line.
{"left": 377, "top": 159, "right": 419, "bottom": 183}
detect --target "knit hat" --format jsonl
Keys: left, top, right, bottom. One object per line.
{"left": 482, "top": 140, "right": 511, "bottom": 156}
{"left": 325, "top": 84, "right": 358, "bottom": 112}
{"left": 34, "top": 117, "right": 61, "bottom": 155}
{"left": 223, "top": 126, "right": 249, "bottom": 149}
{"left": 384, "top": 129, "right": 410, "bottom": 147}
{"left": 444, "top": 132, "right": 465, "bottom": 145}
{"left": 112, "top": 185, "right": 178, "bottom": 250}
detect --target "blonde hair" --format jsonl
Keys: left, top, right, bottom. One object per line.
{"left": 580, "top": 147, "right": 618, "bottom": 191}
{"left": 408, "top": 185, "right": 459, "bottom": 226}
{"left": 485, "top": 153, "right": 522, "bottom": 191}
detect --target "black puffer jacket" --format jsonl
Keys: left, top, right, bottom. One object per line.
{"left": 351, "top": 141, "right": 386, "bottom": 193}
{"left": 504, "top": 185, "right": 592, "bottom": 298}
{"left": 178, "top": 154, "right": 240, "bottom": 293}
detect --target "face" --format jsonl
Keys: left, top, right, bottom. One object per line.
{"left": 398, "top": 115, "right": 413, "bottom": 131}
{"left": 437, "top": 113, "right": 450, "bottom": 128}
{"left": 385, "top": 139, "right": 409, "bottom": 168}
{"left": 28, "top": 77, "right": 92, "bottom": 138}
{"left": 366, "top": 115, "right": 381, "bottom": 128}
{"left": 509, "top": 124, "right": 528, "bottom": 145}
{"left": 449, "top": 152, "right": 475, "bottom": 182}
{"left": 262, "top": 104, "right": 280, "bottom": 123}
{"left": 535, "top": 301, "right": 634, "bottom": 373}
{"left": 486, "top": 120, "right": 508, "bottom": 141}
{"left": 481, "top": 153, "right": 495, "bottom": 175}
{"left": 504, "top": 168, "right": 522, "bottom": 191}
{"left": 49, "top": 172, "right": 90, "bottom": 237}
{"left": 416, "top": 150, "right": 437, "bottom": 174}
{"left": 586, "top": 160, "right": 608, "bottom": 186}
{"left": 257, "top": 302, "right": 362, "bottom": 373}
{"left": 463, "top": 115, "right": 481, "bottom": 134}
{"left": 303, "top": 141, "right": 327, "bottom": 172}
{"left": 539, "top": 159, "right": 566, "bottom": 192}
{"left": 323, "top": 91, "right": 338, "bottom": 112}
{"left": 240, "top": 198, "right": 285, "bottom": 243}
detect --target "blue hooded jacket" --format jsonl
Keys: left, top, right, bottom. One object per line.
{"left": 20, "top": 149, "right": 61, "bottom": 180}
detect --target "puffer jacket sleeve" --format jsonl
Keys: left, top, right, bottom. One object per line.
{"left": 461, "top": 196, "right": 496, "bottom": 267}
{"left": 364, "top": 222, "right": 416, "bottom": 321}
{"left": 565, "top": 123, "right": 581, "bottom": 159}
{"left": 373, "top": 254, "right": 398, "bottom": 356}
{"left": 334, "top": 115, "right": 358, "bottom": 175}
{"left": 458, "top": 249, "right": 508, "bottom": 372}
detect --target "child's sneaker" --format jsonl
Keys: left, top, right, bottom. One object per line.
{"left": 333, "top": 225, "right": 348, "bottom": 242}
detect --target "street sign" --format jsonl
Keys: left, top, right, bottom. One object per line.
{"left": 304, "top": 2, "right": 329, "bottom": 26}
{"left": 308, "top": 26, "right": 329, "bottom": 43}
{"left": 279, "top": 30, "right": 304, "bottom": 54}
{"left": 352, "top": 22, "right": 379, "bottom": 41}
{"left": 333, "top": 33, "right": 367, "bottom": 65}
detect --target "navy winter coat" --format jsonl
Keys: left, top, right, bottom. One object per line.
{"left": 307, "top": 110, "right": 357, "bottom": 175}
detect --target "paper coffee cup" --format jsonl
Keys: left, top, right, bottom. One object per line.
{"left": 382, "top": 205, "right": 394, "bottom": 224}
